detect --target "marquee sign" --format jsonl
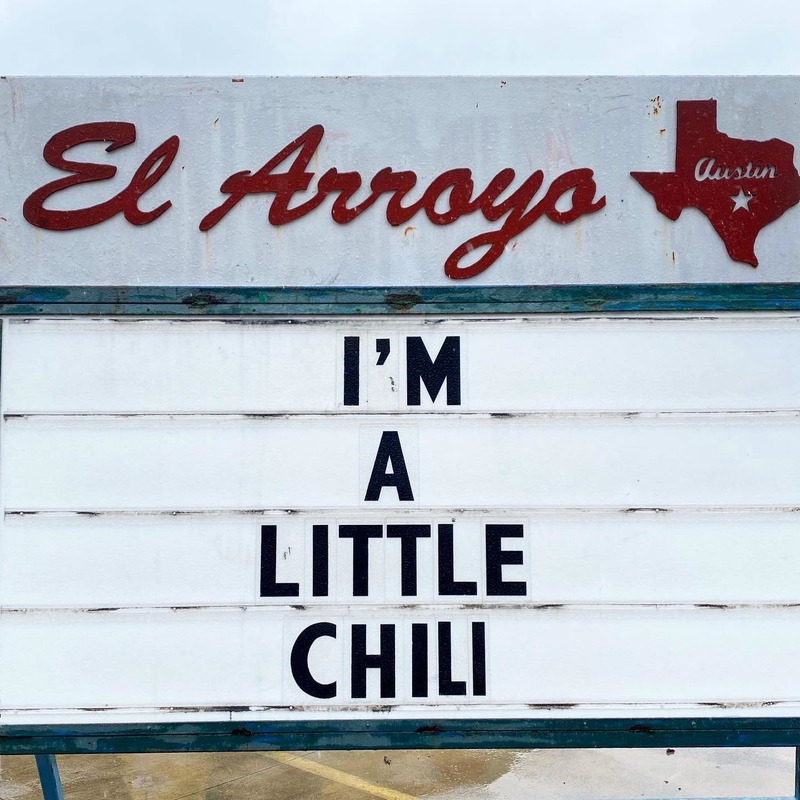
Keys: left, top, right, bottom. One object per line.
{"left": 2, "top": 79, "right": 800, "bottom": 755}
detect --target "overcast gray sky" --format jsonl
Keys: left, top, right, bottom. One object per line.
{"left": 0, "top": 0, "right": 798, "bottom": 75}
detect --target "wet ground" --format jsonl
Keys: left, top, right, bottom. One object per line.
{"left": 0, "top": 747, "right": 794, "bottom": 800}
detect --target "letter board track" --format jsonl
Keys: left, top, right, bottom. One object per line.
{"left": 4, "top": 315, "right": 800, "bottom": 723}
{"left": 0, "top": 78, "right": 800, "bottom": 730}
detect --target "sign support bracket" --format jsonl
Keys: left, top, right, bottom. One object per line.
{"left": 35, "top": 755, "right": 64, "bottom": 800}
{"left": 795, "top": 747, "right": 800, "bottom": 800}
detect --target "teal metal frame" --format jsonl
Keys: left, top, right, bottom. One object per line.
{"left": 13, "top": 721, "right": 800, "bottom": 799}
{"left": 4, "top": 283, "right": 800, "bottom": 799}
{"left": 0, "top": 283, "right": 799, "bottom": 314}
{"left": 7, "top": 717, "right": 800, "bottom": 753}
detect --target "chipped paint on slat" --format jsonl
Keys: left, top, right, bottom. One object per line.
{"left": 4, "top": 602, "right": 800, "bottom": 615}
{"left": 8, "top": 505, "right": 800, "bottom": 518}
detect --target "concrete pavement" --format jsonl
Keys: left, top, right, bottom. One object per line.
{"left": 0, "top": 747, "right": 794, "bottom": 800}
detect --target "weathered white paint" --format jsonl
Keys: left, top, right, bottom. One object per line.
{"left": 6, "top": 413, "right": 800, "bottom": 510}
{"left": 2, "top": 315, "right": 800, "bottom": 723}
{"left": 3, "top": 607, "right": 800, "bottom": 717}
{"left": 0, "top": 77, "right": 799, "bottom": 286}
{"left": 6, "top": 316, "right": 800, "bottom": 413}
{"left": 3, "top": 511, "right": 800, "bottom": 608}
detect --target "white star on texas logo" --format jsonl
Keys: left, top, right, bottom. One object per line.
{"left": 731, "top": 187, "right": 753, "bottom": 212}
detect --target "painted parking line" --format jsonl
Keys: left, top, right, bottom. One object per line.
{"left": 266, "top": 752, "right": 419, "bottom": 800}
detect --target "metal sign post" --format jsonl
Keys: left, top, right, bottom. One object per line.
{"left": 0, "top": 78, "right": 799, "bottom": 799}
{"left": 34, "top": 756, "right": 64, "bottom": 800}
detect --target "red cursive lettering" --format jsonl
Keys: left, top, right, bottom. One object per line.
{"left": 200, "top": 125, "right": 606, "bottom": 279}
{"left": 23, "top": 122, "right": 180, "bottom": 230}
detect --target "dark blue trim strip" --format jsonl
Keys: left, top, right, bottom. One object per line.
{"left": 0, "top": 284, "right": 800, "bottom": 314}
{"left": 3, "top": 718, "right": 800, "bottom": 754}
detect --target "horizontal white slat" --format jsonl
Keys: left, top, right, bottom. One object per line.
{"left": 4, "top": 414, "right": 800, "bottom": 510}
{"left": 3, "top": 511, "right": 800, "bottom": 607}
{"left": 6, "top": 316, "right": 800, "bottom": 413}
{"left": 3, "top": 319, "right": 337, "bottom": 414}
{"left": 2, "top": 607, "right": 800, "bottom": 714}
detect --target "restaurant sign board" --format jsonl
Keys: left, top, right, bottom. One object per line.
{"left": 1, "top": 79, "right": 800, "bottom": 758}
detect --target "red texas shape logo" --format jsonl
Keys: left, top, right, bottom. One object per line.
{"left": 631, "top": 99, "right": 800, "bottom": 266}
